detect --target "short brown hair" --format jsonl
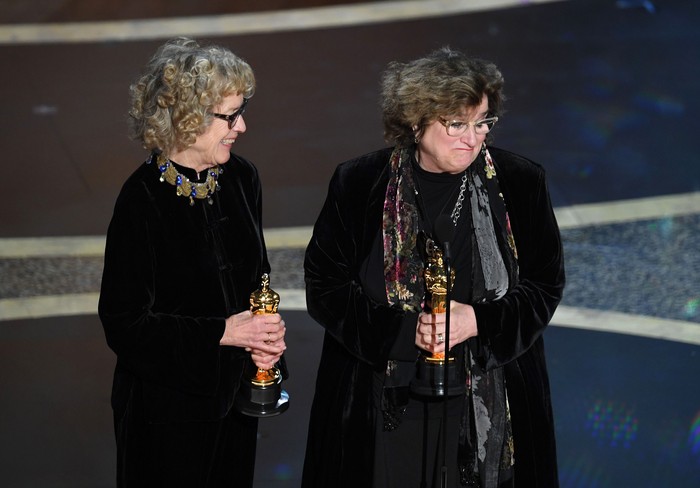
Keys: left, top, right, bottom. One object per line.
{"left": 380, "top": 47, "right": 505, "bottom": 147}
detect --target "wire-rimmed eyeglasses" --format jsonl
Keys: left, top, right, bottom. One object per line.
{"left": 211, "top": 98, "right": 249, "bottom": 130}
{"left": 438, "top": 116, "right": 499, "bottom": 137}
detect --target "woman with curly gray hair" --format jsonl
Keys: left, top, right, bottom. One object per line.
{"left": 303, "top": 47, "right": 564, "bottom": 487}
{"left": 99, "top": 37, "right": 287, "bottom": 487}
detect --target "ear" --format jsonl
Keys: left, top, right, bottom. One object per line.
{"left": 412, "top": 126, "right": 421, "bottom": 144}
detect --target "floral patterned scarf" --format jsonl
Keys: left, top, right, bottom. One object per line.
{"left": 382, "top": 147, "right": 424, "bottom": 311}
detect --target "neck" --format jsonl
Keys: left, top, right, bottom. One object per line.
{"left": 167, "top": 150, "right": 214, "bottom": 174}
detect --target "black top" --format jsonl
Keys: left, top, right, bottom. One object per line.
{"left": 99, "top": 152, "right": 269, "bottom": 423}
{"left": 411, "top": 155, "right": 478, "bottom": 305}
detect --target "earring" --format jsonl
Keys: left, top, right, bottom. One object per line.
{"left": 483, "top": 142, "right": 496, "bottom": 179}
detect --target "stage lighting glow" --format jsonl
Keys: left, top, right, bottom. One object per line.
{"left": 689, "top": 412, "right": 700, "bottom": 456}
{"left": 683, "top": 298, "right": 699, "bottom": 319}
{"left": 586, "top": 400, "right": 638, "bottom": 449}
{"left": 272, "top": 463, "right": 293, "bottom": 480}
{"left": 558, "top": 456, "right": 607, "bottom": 488}
{"left": 633, "top": 91, "right": 684, "bottom": 116}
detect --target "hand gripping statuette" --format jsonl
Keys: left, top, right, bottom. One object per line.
{"left": 410, "top": 238, "right": 465, "bottom": 397}
{"left": 235, "top": 273, "right": 290, "bottom": 417}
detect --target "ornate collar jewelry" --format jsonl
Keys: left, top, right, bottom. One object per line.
{"left": 154, "top": 153, "right": 222, "bottom": 206}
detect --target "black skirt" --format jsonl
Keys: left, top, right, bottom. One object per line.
{"left": 114, "top": 382, "right": 258, "bottom": 487}
{"left": 373, "top": 391, "right": 463, "bottom": 488}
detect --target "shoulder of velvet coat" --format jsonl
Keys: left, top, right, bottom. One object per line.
{"left": 316, "top": 147, "right": 395, "bottom": 250}
{"left": 327, "top": 147, "right": 395, "bottom": 191}
{"left": 487, "top": 146, "right": 547, "bottom": 180}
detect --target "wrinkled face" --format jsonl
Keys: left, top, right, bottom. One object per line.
{"left": 181, "top": 93, "right": 247, "bottom": 171}
{"left": 416, "top": 94, "right": 489, "bottom": 174}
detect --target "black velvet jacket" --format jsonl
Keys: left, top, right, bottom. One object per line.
{"left": 302, "top": 146, "right": 565, "bottom": 487}
{"left": 98, "top": 152, "right": 269, "bottom": 424}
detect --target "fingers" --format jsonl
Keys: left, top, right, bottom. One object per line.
{"left": 257, "top": 336, "right": 286, "bottom": 355}
{"left": 222, "top": 311, "right": 287, "bottom": 351}
{"left": 415, "top": 312, "right": 442, "bottom": 353}
{"left": 248, "top": 314, "right": 286, "bottom": 356}
{"left": 262, "top": 324, "right": 286, "bottom": 345}
{"left": 415, "top": 311, "right": 459, "bottom": 354}
{"left": 250, "top": 350, "right": 283, "bottom": 370}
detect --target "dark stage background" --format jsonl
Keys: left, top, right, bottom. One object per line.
{"left": 0, "top": 0, "right": 698, "bottom": 486}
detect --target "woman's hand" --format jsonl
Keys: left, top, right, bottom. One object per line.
{"left": 220, "top": 310, "right": 286, "bottom": 369}
{"left": 414, "top": 301, "right": 477, "bottom": 354}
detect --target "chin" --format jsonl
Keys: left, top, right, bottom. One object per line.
{"left": 461, "top": 157, "right": 479, "bottom": 170}
{"left": 217, "top": 150, "right": 232, "bottom": 164}
{"left": 448, "top": 162, "right": 472, "bottom": 174}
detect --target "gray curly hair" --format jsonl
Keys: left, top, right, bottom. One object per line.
{"left": 128, "top": 37, "right": 255, "bottom": 155}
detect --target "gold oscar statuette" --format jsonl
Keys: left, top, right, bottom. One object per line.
{"left": 249, "top": 273, "right": 282, "bottom": 385}
{"left": 235, "top": 273, "right": 290, "bottom": 417}
{"left": 423, "top": 240, "right": 453, "bottom": 361}
{"left": 410, "top": 238, "right": 465, "bottom": 397}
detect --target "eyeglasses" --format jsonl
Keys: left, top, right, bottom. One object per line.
{"left": 211, "top": 98, "right": 249, "bottom": 130}
{"left": 438, "top": 116, "right": 499, "bottom": 137}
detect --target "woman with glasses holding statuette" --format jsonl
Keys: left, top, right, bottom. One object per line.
{"left": 303, "top": 47, "right": 564, "bottom": 487}
{"left": 99, "top": 37, "right": 286, "bottom": 487}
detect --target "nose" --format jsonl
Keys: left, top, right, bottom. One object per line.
{"left": 459, "top": 125, "right": 478, "bottom": 144}
{"left": 232, "top": 114, "right": 246, "bottom": 133}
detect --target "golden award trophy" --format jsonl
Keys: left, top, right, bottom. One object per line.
{"left": 410, "top": 238, "right": 465, "bottom": 397}
{"left": 235, "top": 273, "right": 290, "bottom": 417}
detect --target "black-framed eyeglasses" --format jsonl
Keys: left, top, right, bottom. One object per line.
{"left": 211, "top": 98, "right": 249, "bottom": 130}
{"left": 438, "top": 116, "right": 499, "bottom": 136}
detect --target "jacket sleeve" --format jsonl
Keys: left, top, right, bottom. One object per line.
{"left": 304, "top": 163, "right": 414, "bottom": 367}
{"left": 471, "top": 163, "right": 565, "bottom": 370}
{"left": 98, "top": 182, "right": 225, "bottom": 396}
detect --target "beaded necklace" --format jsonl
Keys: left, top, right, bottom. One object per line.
{"left": 155, "top": 153, "right": 222, "bottom": 206}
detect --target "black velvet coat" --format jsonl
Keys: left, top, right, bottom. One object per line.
{"left": 302, "top": 146, "right": 565, "bottom": 487}
{"left": 98, "top": 153, "right": 268, "bottom": 482}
